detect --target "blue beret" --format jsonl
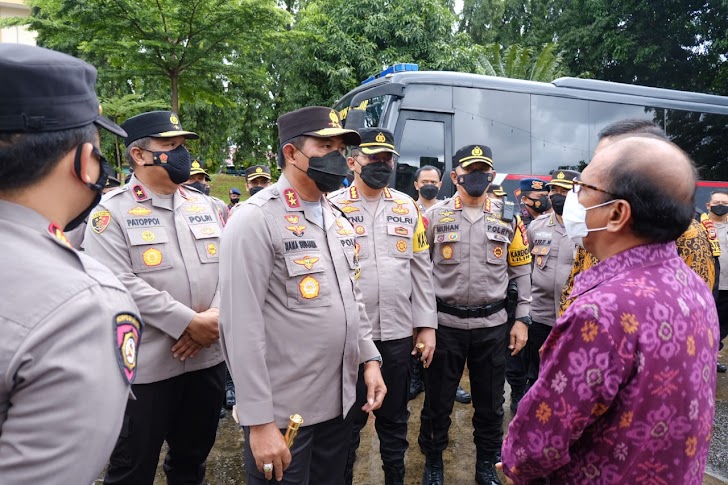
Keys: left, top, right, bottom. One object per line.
{"left": 230, "top": 188, "right": 241, "bottom": 195}
{"left": 519, "top": 178, "right": 548, "bottom": 192}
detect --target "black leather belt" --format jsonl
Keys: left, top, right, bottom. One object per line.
{"left": 436, "top": 298, "right": 507, "bottom": 319}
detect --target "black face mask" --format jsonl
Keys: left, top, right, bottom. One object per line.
{"left": 229, "top": 197, "right": 240, "bottom": 205}
{"left": 526, "top": 195, "right": 551, "bottom": 213}
{"left": 710, "top": 204, "right": 728, "bottom": 216}
{"left": 419, "top": 184, "right": 439, "bottom": 201}
{"left": 297, "top": 149, "right": 349, "bottom": 193}
{"left": 457, "top": 171, "right": 493, "bottom": 198}
{"left": 358, "top": 161, "right": 393, "bottom": 190}
{"left": 65, "top": 144, "right": 110, "bottom": 231}
{"left": 249, "top": 186, "right": 264, "bottom": 196}
{"left": 144, "top": 145, "right": 192, "bottom": 185}
{"left": 550, "top": 193, "right": 566, "bottom": 216}
{"left": 185, "top": 181, "right": 207, "bottom": 194}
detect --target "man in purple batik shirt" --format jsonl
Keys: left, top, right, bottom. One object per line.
{"left": 500, "top": 136, "right": 718, "bottom": 484}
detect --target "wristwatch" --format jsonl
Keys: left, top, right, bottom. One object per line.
{"left": 516, "top": 315, "right": 532, "bottom": 326}
{"left": 365, "top": 356, "right": 383, "bottom": 367}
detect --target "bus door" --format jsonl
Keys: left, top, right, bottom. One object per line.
{"left": 392, "top": 110, "right": 453, "bottom": 199}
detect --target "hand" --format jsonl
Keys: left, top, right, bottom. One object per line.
{"left": 495, "top": 463, "right": 514, "bottom": 484}
{"left": 509, "top": 320, "right": 528, "bottom": 356}
{"left": 186, "top": 308, "right": 220, "bottom": 347}
{"left": 412, "top": 327, "right": 436, "bottom": 368}
{"left": 249, "top": 422, "right": 291, "bottom": 482}
{"left": 362, "top": 361, "right": 387, "bottom": 412}
{"left": 171, "top": 332, "right": 203, "bottom": 361}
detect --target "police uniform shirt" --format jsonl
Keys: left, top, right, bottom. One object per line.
{"left": 328, "top": 185, "right": 437, "bottom": 341}
{"left": 83, "top": 174, "right": 224, "bottom": 384}
{"left": 527, "top": 213, "right": 576, "bottom": 325}
{"left": 219, "top": 174, "right": 379, "bottom": 429}
{"left": 0, "top": 201, "right": 138, "bottom": 483}
{"left": 425, "top": 195, "right": 532, "bottom": 329}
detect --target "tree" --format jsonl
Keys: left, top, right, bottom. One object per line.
{"left": 478, "top": 42, "right": 567, "bottom": 81}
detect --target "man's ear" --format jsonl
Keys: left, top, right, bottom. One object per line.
{"left": 450, "top": 171, "right": 458, "bottom": 185}
{"left": 129, "top": 146, "right": 147, "bottom": 168}
{"left": 606, "top": 199, "right": 632, "bottom": 232}
{"left": 76, "top": 143, "right": 96, "bottom": 184}
{"left": 347, "top": 156, "right": 358, "bottom": 172}
{"left": 282, "top": 143, "right": 298, "bottom": 166}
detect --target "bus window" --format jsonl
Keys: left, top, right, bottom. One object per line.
{"left": 588, "top": 101, "right": 663, "bottom": 155}
{"left": 666, "top": 109, "right": 728, "bottom": 181}
{"left": 336, "top": 95, "right": 393, "bottom": 128}
{"left": 531, "top": 95, "right": 590, "bottom": 174}
{"left": 395, "top": 117, "right": 447, "bottom": 198}
{"left": 453, "top": 87, "right": 530, "bottom": 174}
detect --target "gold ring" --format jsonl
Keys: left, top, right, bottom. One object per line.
{"left": 263, "top": 463, "right": 273, "bottom": 474}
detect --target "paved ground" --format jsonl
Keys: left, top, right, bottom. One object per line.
{"left": 94, "top": 348, "right": 728, "bottom": 484}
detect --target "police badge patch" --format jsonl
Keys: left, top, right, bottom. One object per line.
{"left": 114, "top": 312, "right": 143, "bottom": 384}
{"left": 90, "top": 210, "right": 112, "bottom": 234}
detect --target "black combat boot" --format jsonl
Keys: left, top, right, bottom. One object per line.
{"left": 422, "top": 452, "right": 444, "bottom": 485}
{"left": 475, "top": 459, "right": 502, "bottom": 485}
{"left": 455, "top": 385, "right": 472, "bottom": 404}
{"left": 383, "top": 464, "right": 405, "bottom": 485}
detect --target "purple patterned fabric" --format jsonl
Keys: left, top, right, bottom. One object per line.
{"left": 502, "top": 242, "right": 718, "bottom": 484}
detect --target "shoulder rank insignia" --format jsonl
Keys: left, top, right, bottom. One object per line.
{"left": 284, "top": 188, "right": 301, "bottom": 209}
{"left": 383, "top": 187, "right": 393, "bottom": 199}
{"left": 348, "top": 186, "right": 359, "bottom": 200}
{"left": 128, "top": 206, "right": 152, "bottom": 216}
{"left": 132, "top": 184, "right": 148, "bottom": 201}
{"left": 48, "top": 223, "right": 71, "bottom": 248}
{"left": 294, "top": 255, "right": 320, "bottom": 270}
{"left": 392, "top": 199, "right": 410, "bottom": 215}
{"left": 454, "top": 196, "right": 463, "bottom": 210}
{"left": 114, "top": 312, "right": 142, "bottom": 384}
{"left": 91, "top": 210, "right": 112, "bottom": 234}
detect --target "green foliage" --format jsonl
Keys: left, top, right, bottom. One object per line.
{"left": 478, "top": 42, "right": 566, "bottom": 81}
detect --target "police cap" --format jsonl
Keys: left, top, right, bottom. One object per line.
{"left": 0, "top": 44, "right": 126, "bottom": 137}
{"left": 277, "top": 107, "right": 361, "bottom": 146}
{"left": 190, "top": 159, "right": 211, "bottom": 181}
{"left": 488, "top": 184, "right": 507, "bottom": 197}
{"left": 547, "top": 169, "right": 580, "bottom": 190}
{"left": 245, "top": 165, "right": 271, "bottom": 181}
{"left": 453, "top": 145, "right": 494, "bottom": 169}
{"left": 121, "top": 111, "right": 198, "bottom": 146}
{"left": 519, "top": 178, "right": 549, "bottom": 192}
{"left": 357, "top": 128, "right": 399, "bottom": 156}
{"left": 230, "top": 187, "right": 242, "bottom": 195}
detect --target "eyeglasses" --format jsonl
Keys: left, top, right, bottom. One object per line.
{"left": 572, "top": 178, "right": 618, "bottom": 198}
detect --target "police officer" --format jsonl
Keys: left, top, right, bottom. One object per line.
{"left": 413, "top": 165, "right": 443, "bottom": 212}
{"left": 219, "top": 106, "right": 386, "bottom": 485}
{"left": 419, "top": 145, "right": 532, "bottom": 485}
{"left": 519, "top": 177, "right": 551, "bottom": 226}
{"left": 84, "top": 111, "right": 226, "bottom": 485}
{"left": 525, "top": 170, "right": 579, "bottom": 385}
{"left": 0, "top": 44, "right": 141, "bottom": 483}
{"left": 329, "top": 128, "right": 437, "bottom": 485}
{"left": 229, "top": 187, "right": 242, "bottom": 209}
{"left": 245, "top": 164, "right": 272, "bottom": 196}
{"left": 186, "top": 159, "right": 229, "bottom": 223}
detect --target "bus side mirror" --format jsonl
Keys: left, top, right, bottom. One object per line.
{"left": 344, "top": 109, "right": 366, "bottom": 130}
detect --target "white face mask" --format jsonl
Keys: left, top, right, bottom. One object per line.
{"left": 562, "top": 190, "right": 617, "bottom": 247}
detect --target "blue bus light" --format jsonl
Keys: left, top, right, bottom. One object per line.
{"left": 362, "top": 63, "right": 419, "bottom": 84}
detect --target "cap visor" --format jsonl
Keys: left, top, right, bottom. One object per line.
{"left": 247, "top": 173, "right": 271, "bottom": 181}
{"left": 153, "top": 130, "right": 200, "bottom": 140}
{"left": 95, "top": 116, "right": 127, "bottom": 138}
{"left": 304, "top": 128, "right": 362, "bottom": 146}
{"left": 360, "top": 146, "right": 400, "bottom": 157}
{"left": 460, "top": 159, "right": 493, "bottom": 169}
{"left": 547, "top": 181, "right": 574, "bottom": 189}
{"left": 493, "top": 191, "right": 507, "bottom": 196}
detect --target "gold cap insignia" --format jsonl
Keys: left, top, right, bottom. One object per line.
{"left": 192, "top": 161, "right": 201, "bottom": 169}
{"left": 329, "top": 110, "right": 341, "bottom": 128}
{"left": 532, "top": 181, "right": 544, "bottom": 190}
{"left": 376, "top": 132, "right": 386, "bottom": 143}
{"left": 557, "top": 171, "right": 565, "bottom": 179}
{"left": 472, "top": 146, "right": 483, "bottom": 156}
{"left": 170, "top": 113, "right": 180, "bottom": 125}
{"left": 256, "top": 167, "right": 263, "bottom": 173}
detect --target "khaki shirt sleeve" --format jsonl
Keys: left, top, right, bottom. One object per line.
{"left": 219, "top": 203, "right": 277, "bottom": 425}
{"left": 84, "top": 203, "right": 195, "bottom": 339}
{"left": 355, "top": 279, "right": 380, "bottom": 363}
{"left": 0, "top": 296, "right": 129, "bottom": 483}
{"left": 411, "top": 209, "right": 437, "bottom": 329}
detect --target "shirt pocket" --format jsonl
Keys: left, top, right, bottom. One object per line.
{"left": 531, "top": 245, "right": 551, "bottom": 270}
{"left": 433, "top": 241, "right": 460, "bottom": 265}
{"left": 127, "top": 227, "right": 173, "bottom": 273}
{"left": 387, "top": 224, "right": 414, "bottom": 259}
{"left": 485, "top": 231, "right": 508, "bottom": 266}
{"left": 188, "top": 224, "right": 221, "bottom": 263}
{"left": 284, "top": 253, "right": 332, "bottom": 308}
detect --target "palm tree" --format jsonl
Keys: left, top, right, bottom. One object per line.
{"left": 478, "top": 42, "right": 566, "bottom": 81}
